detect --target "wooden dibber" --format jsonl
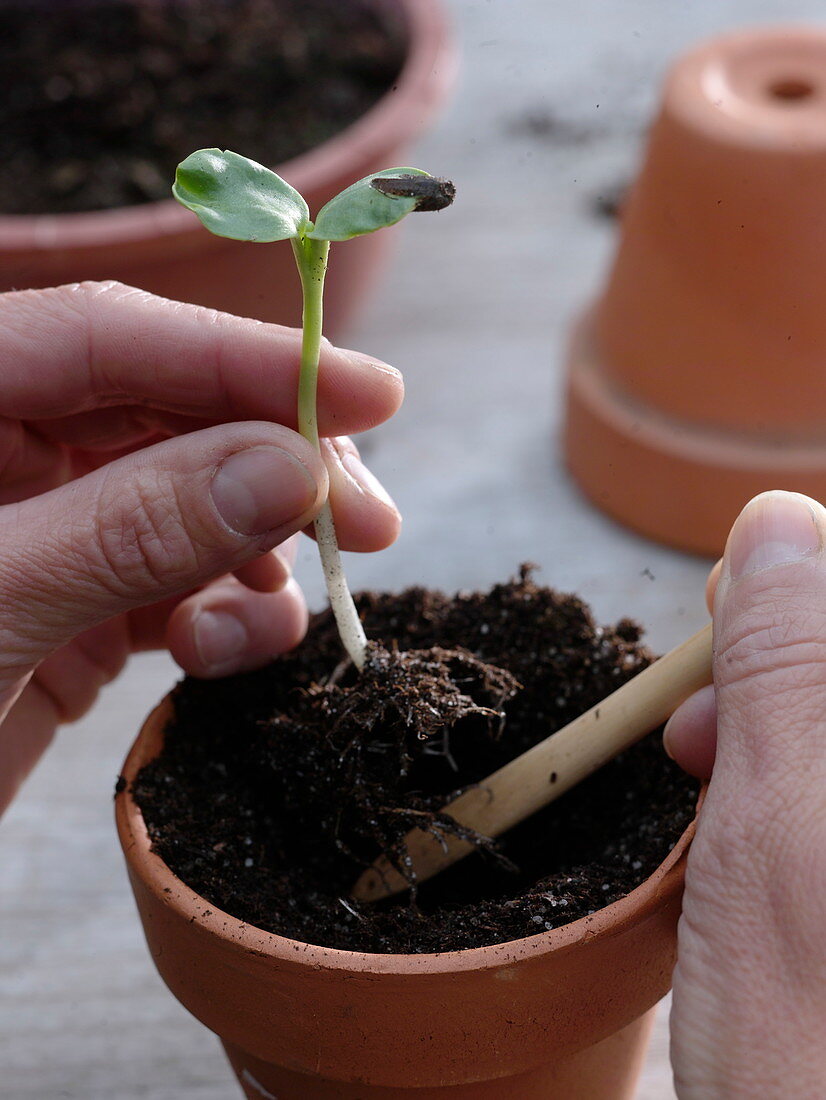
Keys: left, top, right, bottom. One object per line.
{"left": 352, "top": 622, "right": 713, "bottom": 903}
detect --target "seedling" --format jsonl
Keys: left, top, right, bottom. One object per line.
{"left": 173, "top": 149, "right": 454, "bottom": 669}
{"left": 167, "top": 152, "right": 706, "bottom": 905}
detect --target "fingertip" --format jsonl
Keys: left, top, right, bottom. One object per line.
{"left": 168, "top": 577, "right": 308, "bottom": 679}
{"left": 318, "top": 345, "right": 404, "bottom": 434}
{"left": 269, "top": 576, "right": 310, "bottom": 652}
{"left": 705, "top": 559, "right": 722, "bottom": 614}
{"left": 332, "top": 344, "right": 404, "bottom": 398}
{"left": 721, "top": 490, "right": 823, "bottom": 586}
{"left": 321, "top": 437, "right": 402, "bottom": 552}
{"left": 663, "top": 683, "right": 718, "bottom": 780}
{"left": 233, "top": 544, "right": 294, "bottom": 593}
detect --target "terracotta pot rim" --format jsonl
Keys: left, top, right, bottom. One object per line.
{"left": 0, "top": 0, "right": 455, "bottom": 252}
{"left": 117, "top": 693, "right": 701, "bottom": 976}
{"left": 668, "top": 23, "right": 826, "bottom": 152}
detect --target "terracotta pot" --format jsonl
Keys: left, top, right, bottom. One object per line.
{"left": 116, "top": 696, "right": 699, "bottom": 1098}
{"left": 0, "top": 0, "right": 454, "bottom": 339}
{"left": 564, "top": 26, "right": 826, "bottom": 556}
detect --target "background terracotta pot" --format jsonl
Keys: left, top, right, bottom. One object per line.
{"left": 116, "top": 698, "right": 699, "bottom": 1098}
{"left": 564, "top": 26, "right": 826, "bottom": 556}
{"left": 0, "top": 0, "right": 454, "bottom": 339}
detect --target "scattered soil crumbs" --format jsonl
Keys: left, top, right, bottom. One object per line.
{"left": 1, "top": 0, "right": 406, "bottom": 214}
{"left": 132, "top": 570, "right": 699, "bottom": 953}
{"left": 591, "top": 179, "right": 628, "bottom": 220}
{"left": 505, "top": 107, "right": 606, "bottom": 147}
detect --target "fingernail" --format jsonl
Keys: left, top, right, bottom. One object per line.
{"left": 211, "top": 447, "right": 318, "bottom": 536}
{"left": 662, "top": 717, "right": 676, "bottom": 760}
{"left": 261, "top": 548, "right": 293, "bottom": 593}
{"left": 341, "top": 451, "right": 399, "bottom": 513}
{"left": 193, "top": 610, "right": 248, "bottom": 672}
{"left": 726, "top": 491, "right": 823, "bottom": 581}
{"left": 340, "top": 347, "right": 402, "bottom": 381}
{"left": 273, "top": 548, "right": 293, "bottom": 582}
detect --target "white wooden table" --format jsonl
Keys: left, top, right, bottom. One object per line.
{"left": 2, "top": 1, "right": 820, "bottom": 1095}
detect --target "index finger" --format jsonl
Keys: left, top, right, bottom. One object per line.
{"left": 0, "top": 282, "right": 403, "bottom": 436}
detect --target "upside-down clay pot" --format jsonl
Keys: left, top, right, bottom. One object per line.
{"left": 564, "top": 26, "right": 826, "bottom": 556}
{"left": 0, "top": 0, "right": 454, "bottom": 339}
{"left": 116, "top": 698, "right": 701, "bottom": 1098}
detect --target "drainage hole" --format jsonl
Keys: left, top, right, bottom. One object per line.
{"left": 767, "top": 77, "right": 816, "bottom": 102}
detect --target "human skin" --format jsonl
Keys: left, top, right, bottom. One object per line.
{"left": 665, "top": 491, "right": 826, "bottom": 1097}
{"left": 0, "top": 280, "right": 403, "bottom": 815}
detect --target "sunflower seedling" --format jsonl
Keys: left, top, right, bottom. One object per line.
{"left": 173, "top": 149, "right": 454, "bottom": 670}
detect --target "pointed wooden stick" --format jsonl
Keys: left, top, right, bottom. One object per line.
{"left": 351, "top": 622, "right": 713, "bottom": 903}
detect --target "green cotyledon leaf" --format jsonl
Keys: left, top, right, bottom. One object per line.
{"left": 308, "top": 167, "right": 454, "bottom": 241}
{"left": 173, "top": 149, "right": 310, "bottom": 242}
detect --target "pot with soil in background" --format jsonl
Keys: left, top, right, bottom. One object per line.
{"left": 0, "top": 0, "right": 454, "bottom": 337}
{"left": 117, "top": 572, "right": 700, "bottom": 1098}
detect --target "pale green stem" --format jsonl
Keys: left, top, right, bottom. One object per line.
{"left": 291, "top": 235, "right": 367, "bottom": 670}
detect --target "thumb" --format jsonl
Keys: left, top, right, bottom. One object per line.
{"left": 0, "top": 422, "right": 325, "bottom": 704}
{"left": 671, "top": 490, "right": 826, "bottom": 1096}
{"left": 712, "top": 489, "right": 826, "bottom": 793}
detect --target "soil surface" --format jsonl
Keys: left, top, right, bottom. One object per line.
{"left": 1, "top": 0, "right": 406, "bottom": 214}
{"left": 132, "top": 570, "right": 699, "bottom": 953}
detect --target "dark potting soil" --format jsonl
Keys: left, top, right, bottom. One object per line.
{"left": 0, "top": 0, "right": 406, "bottom": 214}
{"left": 132, "top": 571, "right": 699, "bottom": 953}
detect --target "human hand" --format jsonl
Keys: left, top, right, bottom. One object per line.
{"left": 0, "top": 281, "right": 403, "bottom": 814}
{"left": 664, "top": 491, "right": 826, "bottom": 1096}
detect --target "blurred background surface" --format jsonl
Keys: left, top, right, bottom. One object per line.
{"left": 3, "top": 1, "right": 824, "bottom": 1095}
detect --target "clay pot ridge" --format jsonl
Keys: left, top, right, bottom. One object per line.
{"left": 117, "top": 697, "right": 700, "bottom": 1098}
{"left": 121, "top": 709, "right": 694, "bottom": 968}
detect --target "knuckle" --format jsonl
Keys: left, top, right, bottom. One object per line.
{"left": 0, "top": 281, "right": 137, "bottom": 332}
{"left": 51, "top": 279, "right": 139, "bottom": 320}
{"left": 0, "top": 417, "right": 29, "bottom": 485}
{"left": 76, "top": 619, "right": 130, "bottom": 685}
{"left": 717, "top": 596, "right": 826, "bottom": 697}
{"left": 36, "top": 625, "right": 128, "bottom": 724}
{"left": 62, "top": 278, "right": 126, "bottom": 296}
{"left": 49, "top": 281, "right": 148, "bottom": 401}
{"left": 195, "top": 304, "right": 242, "bottom": 413}
{"left": 89, "top": 469, "right": 204, "bottom": 595}
{"left": 693, "top": 794, "right": 826, "bottom": 981}
{"left": 714, "top": 582, "right": 826, "bottom": 785}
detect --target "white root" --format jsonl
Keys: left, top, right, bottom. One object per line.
{"left": 313, "top": 501, "right": 367, "bottom": 670}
